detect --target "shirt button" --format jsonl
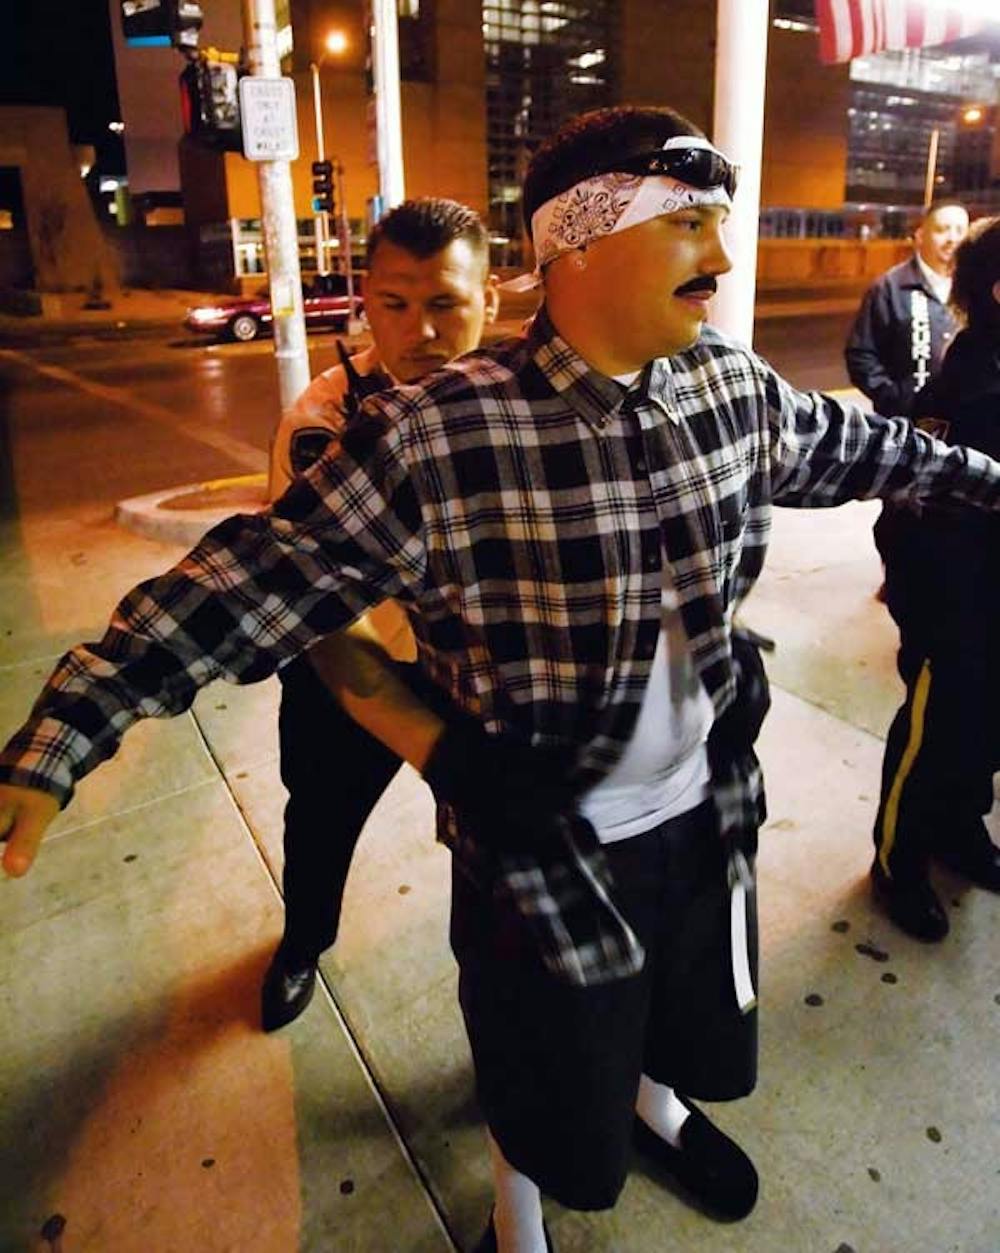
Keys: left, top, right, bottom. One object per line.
{"left": 636, "top": 458, "right": 647, "bottom": 473}
{"left": 644, "top": 549, "right": 659, "bottom": 569}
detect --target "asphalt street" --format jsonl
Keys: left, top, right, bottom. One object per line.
{"left": 0, "top": 310, "right": 857, "bottom": 517}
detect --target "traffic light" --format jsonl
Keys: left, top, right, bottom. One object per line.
{"left": 119, "top": 1, "right": 202, "bottom": 51}
{"left": 171, "top": 0, "right": 203, "bottom": 52}
{"left": 312, "top": 160, "right": 334, "bottom": 214}
{"left": 179, "top": 57, "right": 242, "bottom": 151}
{"left": 120, "top": 0, "right": 172, "bottom": 47}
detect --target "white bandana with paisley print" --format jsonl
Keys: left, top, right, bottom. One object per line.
{"left": 504, "top": 136, "right": 734, "bottom": 291}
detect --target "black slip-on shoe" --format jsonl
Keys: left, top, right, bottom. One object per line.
{"left": 871, "top": 859, "right": 949, "bottom": 942}
{"left": 471, "top": 1209, "right": 554, "bottom": 1252}
{"left": 260, "top": 947, "right": 318, "bottom": 1032}
{"left": 633, "top": 1104, "right": 758, "bottom": 1220}
{"left": 935, "top": 830, "right": 1000, "bottom": 893}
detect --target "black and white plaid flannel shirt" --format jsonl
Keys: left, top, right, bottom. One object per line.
{"left": 5, "top": 308, "right": 1000, "bottom": 983}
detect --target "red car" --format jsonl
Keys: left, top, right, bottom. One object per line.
{"left": 185, "top": 278, "right": 363, "bottom": 342}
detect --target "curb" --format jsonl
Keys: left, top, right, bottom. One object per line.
{"left": 755, "top": 296, "right": 861, "bottom": 320}
{"left": 1, "top": 295, "right": 864, "bottom": 348}
{"left": 116, "top": 474, "right": 269, "bottom": 546}
{"left": 0, "top": 317, "right": 190, "bottom": 347}
{"left": 116, "top": 388, "right": 873, "bottom": 547}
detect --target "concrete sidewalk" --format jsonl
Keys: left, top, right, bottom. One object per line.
{"left": 2, "top": 476, "right": 999, "bottom": 1244}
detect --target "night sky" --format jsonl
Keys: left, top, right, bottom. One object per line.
{"left": 1, "top": 2, "right": 124, "bottom": 173}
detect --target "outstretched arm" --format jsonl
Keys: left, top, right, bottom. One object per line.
{"left": 0, "top": 396, "right": 427, "bottom": 868}
{"left": 764, "top": 362, "right": 1000, "bottom": 514}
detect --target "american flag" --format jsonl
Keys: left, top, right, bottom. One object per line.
{"left": 816, "top": 0, "right": 989, "bottom": 65}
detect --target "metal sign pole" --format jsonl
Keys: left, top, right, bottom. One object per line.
{"left": 241, "top": 0, "right": 310, "bottom": 433}
{"left": 335, "top": 160, "right": 363, "bottom": 334}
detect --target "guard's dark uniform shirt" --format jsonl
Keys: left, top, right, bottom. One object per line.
{"left": 845, "top": 255, "right": 958, "bottom": 417}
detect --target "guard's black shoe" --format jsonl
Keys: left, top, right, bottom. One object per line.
{"left": 633, "top": 1103, "right": 758, "bottom": 1221}
{"left": 871, "top": 859, "right": 949, "bottom": 942}
{"left": 935, "top": 826, "right": 1000, "bottom": 893}
{"left": 471, "top": 1209, "right": 553, "bottom": 1252}
{"left": 260, "top": 946, "right": 318, "bottom": 1032}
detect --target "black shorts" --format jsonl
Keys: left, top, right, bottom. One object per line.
{"left": 449, "top": 800, "right": 758, "bottom": 1211}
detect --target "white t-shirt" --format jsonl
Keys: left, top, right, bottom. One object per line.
{"left": 580, "top": 563, "right": 714, "bottom": 844}
{"left": 915, "top": 253, "right": 951, "bottom": 307}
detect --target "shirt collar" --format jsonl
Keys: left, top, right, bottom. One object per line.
{"left": 912, "top": 253, "right": 952, "bottom": 305}
{"left": 527, "top": 305, "right": 633, "bottom": 432}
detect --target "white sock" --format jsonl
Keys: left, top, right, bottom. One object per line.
{"left": 487, "top": 1130, "right": 548, "bottom": 1253}
{"left": 636, "top": 1075, "right": 691, "bottom": 1148}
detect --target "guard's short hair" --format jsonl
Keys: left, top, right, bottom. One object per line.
{"left": 951, "top": 214, "right": 1000, "bottom": 329}
{"left": 522, "top": 106, "right": 704, "bottom": 230}
{"left": 366, "top": 198, "right": 489, "bottom": 270}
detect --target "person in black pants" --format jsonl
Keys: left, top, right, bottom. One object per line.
{"left": 871, "top": 214, "right": 1000, "bottom": 940}
{"left": 261, "top": 198, "right": 499, "bottom": 1029}
{"left": 276, "top": 663, "right": 404, "bottom": 969}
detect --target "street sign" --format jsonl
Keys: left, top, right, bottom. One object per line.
{"left": 238, "top": 77, "right": 299, "bottom": 162}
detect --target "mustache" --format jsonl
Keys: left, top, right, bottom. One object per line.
{"left": 674, "top": 275, "right": 718, "bottom": 297}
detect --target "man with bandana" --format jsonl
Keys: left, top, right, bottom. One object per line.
{"left": 5, "top": 107, "right": 1000, "bottom": 1252}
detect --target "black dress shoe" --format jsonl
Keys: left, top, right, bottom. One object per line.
{"left": 633, "top": 1102, "right": 758, "bottom": 1220}
{"left": 260, "top": 946, "right": 318, "bottom": 1032}
{"left": 935, "top": 827, "right": 1000, "bottom": 893}
{"left": 471, "top": 1209, "right": 553, "bottom": 1252}
{"left": 870, "top": 859, "right": 948, "bottom": 941}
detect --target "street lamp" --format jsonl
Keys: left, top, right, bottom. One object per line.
{"left": 923, "top": 104, "right": 988, "bottom": 209}
{"left": 324, "top": 30, "right": 347, "bottom": 56}
{"left": 310, "top": 31, "right": 362, "bottom": 333}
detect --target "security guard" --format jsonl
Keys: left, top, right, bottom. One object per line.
{"left": 872, "top": 214, "right": 1000, "bottom": 940}
{"left": 263, "top": 198, "right": 499, "bottom": 1029}
{"left": 846, "top": 201, "right": 968, "bottom": 418}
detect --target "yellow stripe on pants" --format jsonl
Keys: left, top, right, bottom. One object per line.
{"left": 879, "top": 659, "right": 933, "bottom": 876}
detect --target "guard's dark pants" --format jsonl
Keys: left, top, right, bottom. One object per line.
{"left": 874, "top": 516, "right": 1000, "bottom": 880}
{"left": 277, "top": 654, "right": 405, "bottom": 965}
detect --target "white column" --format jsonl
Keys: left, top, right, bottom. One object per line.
{"left": 242, "top": 0, "right": 311, "bottom": 428}
{"left": 711, "top": 0, "right": 770, "bottom": 348}
{"left": 371, "top": 0, "right": 406, "bottom": 208}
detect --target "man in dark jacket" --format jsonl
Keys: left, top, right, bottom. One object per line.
{"left": 845, "top": 201, "right": 968, "bottom": 417}
{"left": 872, "top": 214, "right": 1000, "bottom": 941}
{"left": 846, "top": 201, "right": 969, "bottom": 599}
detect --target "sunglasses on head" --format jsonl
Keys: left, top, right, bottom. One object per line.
{"left": 608, "top": 146, "right": 739, "bottom": 199}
